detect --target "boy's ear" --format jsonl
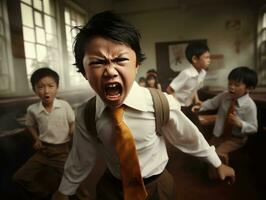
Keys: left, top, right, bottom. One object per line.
{"left": 136, "top": 64, "right": 140, "bottom": 73}
{"left": 191, "top": 55, "right": 198, "bottom": 64}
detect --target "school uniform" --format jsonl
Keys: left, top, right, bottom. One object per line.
{"left": 13, "top": 98, "right": 75, "bottom": 199}
{"left": 169, "top": 65, "right": 206, "bottom": 107}
{"left": 200, "top": 91, "right": 258, "bottom": 164}
{"left": 59, "top": 82, "right": 221, "bottom": 199}
{"left": 169, "top": 65, "right": 206, "bottom": 130}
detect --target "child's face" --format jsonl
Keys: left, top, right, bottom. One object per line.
{"left": 34, "top": 76, "right": 58, "bottom": 106}
{"left": 83, "top": 36, "right": 139, "bottom": 108}
{"left": 147, "top": 77, "right": 156, "bottom": 87}
{"left": 228, "top": 80, "right": 248, "bottom": 99}
{"left": 193, "top": 51, "right": 211, "bottom": 71}
{"left": 139, "top": 80, "right": 145, "bottom": 87}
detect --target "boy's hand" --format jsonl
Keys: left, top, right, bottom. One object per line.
{"left": 228, "top": 112, "right": 242, "bottom": 128}
{"left": 192, "top": 104, "right": 201, "bottom": 113}
{"left": 216, "top": 164, "right": 235, "bottom": 184}
{"left": 52, "top": 191, "right": 69, "bottom": 200}
{"left": 33, "top": 139, "right": 43, "bottom": 150}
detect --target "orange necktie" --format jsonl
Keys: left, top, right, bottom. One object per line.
{"left": 111, "top": 106, "right": 148, "bottom": 200}
{"left": 222, "top": 98, "right": 237, "bottom": 137}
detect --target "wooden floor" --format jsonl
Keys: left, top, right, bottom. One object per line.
{"left": 166, "top": 139, "right": 265, "bottom": 200}
{"left": 1, "top": 131, "right": 265, "bottom": 200}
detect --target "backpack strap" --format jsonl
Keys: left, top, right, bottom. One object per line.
{"left": 84, "top": 96, "right": 98, "bottom": 139}
{"left": 83, "top": 89, "right": 170, "bottom": 138}
{"left": 148, "top": 88, "right": 170, "bottom": 136}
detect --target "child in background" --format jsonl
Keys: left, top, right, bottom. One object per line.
{"left": 146, "top": 69, "right": 162, "bottom": 90}
{"left": 192, "top": 66, "right": 258, "bottom": 165}
{"left": 13, "top": 67, "right": 75, "bottom": 200}
{"left": 166, "top": 42, "right": 210, "bottom": 118}
{"left": 138, "top": 76, "right": 146, "bottom": 87}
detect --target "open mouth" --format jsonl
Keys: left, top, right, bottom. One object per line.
{"left": 104, "top": 83, "right": 122, "bottom": 100}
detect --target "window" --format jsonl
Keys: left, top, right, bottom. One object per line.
{"left": 64, "top": 6, "right": 87, "bottom": 86}
{"left": 257, "top": 7, "right": 266, "bottom": 86}
{"left": 20, "top": 0, "right": 61, "bottom": 84}
{"left": 0, "top": 0, "right": 13, "bottom": 93}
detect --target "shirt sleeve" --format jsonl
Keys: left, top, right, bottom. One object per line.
{"left": 200, "top": 92, "right": 224, "bottom": 112}
{"left": 162, "top": 95, "right": 221, "bottom": 168}
{"left": 240, "top": 101, "right": 258, "bottom": 135}
{"left": 169, "top": 71, "right": 189, "bottom": 93}
{"left": 64, "top": 101, "right": 75, "bottom": 123}
{"left": 58, "top": 104, "right": 98, "bottom": 195}
{"left": 25, "top": 106, "right": 36, "bottom": 127}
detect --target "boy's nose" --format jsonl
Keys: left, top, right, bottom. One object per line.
{"left": 44, "top": 86, "right": 50, "bottom": 93}
{"left": 103, "top": 64, "right": 118, "bottom": 78}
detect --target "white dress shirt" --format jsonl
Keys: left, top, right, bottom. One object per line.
{"left": 170, "top": 66, "right": 206, "bottom": 106}
{"left": 25, "top": 98, "right": 75, "bottom": 144}
{"left": 200, "top": 91, "right": 258, "bottom": 137}
{"left": 59, "top": 81, "right": 221, "bottom": 195}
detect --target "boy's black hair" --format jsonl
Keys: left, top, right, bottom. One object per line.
{"left": 138, "top": 76, "right": 146, "bottom": 82}
{"left": 73, "top": 10, "right": 146, "bottom": 76}
{"left": 146, "top": 69, "right": 158, "bottom": 75}
{"left": 228, "top": 66, "right": 258, "bottom": 89}
{"left": 30, "top": 67, "right": 59, "bottom": 91}
{"left": 185, "top": 42, "right": 209, "bottom": 64}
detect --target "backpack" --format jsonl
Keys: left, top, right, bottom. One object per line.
{"left": 84, "top": 88, "right": 169, "bottom": 139}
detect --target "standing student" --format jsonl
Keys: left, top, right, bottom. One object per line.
{"left": 13, "top": 67, "right": 75, "bottom": 199}
{"left": 52, "top": 11, "right": 235, "bottom": 200}
{"left": 166, "top": 42, "right": 210, "bottom": 124}
{"left": 192, "top": 66, "right": 258, "bottom": 165}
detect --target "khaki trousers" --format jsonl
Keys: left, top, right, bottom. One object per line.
{"left": 13, "top": 142, "right": 70, "bottom": 199}
{"left": 209, "top": 136, "right": 247, "bottom": 165}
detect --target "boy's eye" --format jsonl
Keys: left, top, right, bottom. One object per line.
{"left": 37, "top": 86, "right": 44, "bottom": 90}
{"left": 112, "top": 57, "right": 129, "bottom": 64}
{"left": 89, "top": 59, "right": 107, "bottom": 66}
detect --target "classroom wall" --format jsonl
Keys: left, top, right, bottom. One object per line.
{"left": 114, "top": 1, "right": 257, "bottom": 89}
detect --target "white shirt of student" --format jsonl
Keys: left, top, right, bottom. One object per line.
{"left": 25, "top": 98, "right": 75, "bottom": 144}
{"left": 170, "top": 66, "right": 206, "bottom": 106}
{"left": 200, "top": 91, "right": 258, "bottom": 137}
{"left": 59, "top": 81, "right": 221, "bottom": 195}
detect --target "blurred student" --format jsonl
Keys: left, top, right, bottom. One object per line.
{"left": 192, "top": 66, "right": 258, "bottom": 166}
{"left": 138, "top": 76, "right": 146, "bottom": 87}
{"left": 146, "top": 69, "right": 162, "bottom": 90}
{"left": 13, "top": 67, "right": 75, "bottom": 200}
{"left": 166, "top": 42, "right": 210, "bottom": 116}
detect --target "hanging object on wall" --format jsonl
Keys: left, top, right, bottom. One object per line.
{"left": 225, "top": 19, "right": 241, "bottom": 31}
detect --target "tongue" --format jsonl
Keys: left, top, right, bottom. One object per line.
{"left": 106, "top": 88, "right": 120, "bottom": 96}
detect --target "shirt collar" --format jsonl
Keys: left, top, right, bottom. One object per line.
{"left": 225, "top": 92, "right": 250, "bottom": 107}
{"left": 96, "top": 81, "right": 147, "bottom": 118}
{"left": 237, "top": 93, "right": 250, "bottom": 107}
{"left": 189, "top": 65, "right": 205, "bottom": 77}
{"left": 37, "top": 98, "right": 61, "bottom": 113}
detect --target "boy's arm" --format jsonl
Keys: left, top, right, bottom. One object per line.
{"left": 166, "top": 71, "right": 188, "bottom": 95}
{"left": 163, "top": 94, "right": 235, "bottom": 182}
{"left": 216, "top": 164, "right": 235, "bottom": 183}
{"left": 27, "top": 126, "right": 43, "bottom": 150}
{"left": 230, "top": 102, "right": 258, "bottom": 135}
{"left": 166, "top": 85, "right": 175, "bottom": 94}
{"left": 199, "top": 92, "right": 225, "bottom": 112}
{"left": 57, "top": 104, "right": 98, "bottom": 196}
{"left": 193, "top": 92, "right": 202, "bottom": 106}
{"left": 68, "top": 122, "right": 75, "bottom": 137}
